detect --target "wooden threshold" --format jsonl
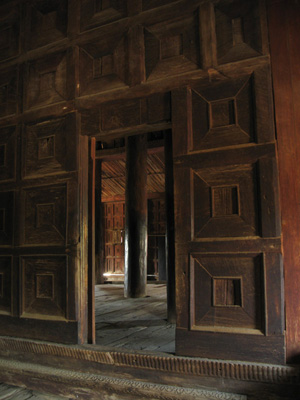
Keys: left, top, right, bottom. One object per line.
{"left": 0, "top": 336, "right": 299, "bottom": 400}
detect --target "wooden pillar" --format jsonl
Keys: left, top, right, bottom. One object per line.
{"left": 95, "top": 159, "right": 105, "bottom": 284}
{"left": 88, "top": 138, "right": 96, "bottom": 344}
{"left": 165, "top": 131, "right": 176, "bottom": 323}
{"left": 124, "top": 134, "right": 148, "bottom": 298}
{"left": 268, "top": 0, "right": 300, "bottom": 363}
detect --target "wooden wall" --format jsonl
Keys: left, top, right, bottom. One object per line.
{"left": 0, "top": 0, "right": 293, "bottom": 363}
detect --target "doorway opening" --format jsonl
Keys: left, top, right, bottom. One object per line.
{"left": 90, "top": 130, "right": 176, "bottom": 353}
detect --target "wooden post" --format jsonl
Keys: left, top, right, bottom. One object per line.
{"left": 95, "top": 159, "right": 105, "bottom": 284}
{"left": 124, "top": 134, "right": 148, "bottom": 298}
{"left": 165, "top": 131, "right": 176, "bottom": 323}
{"left": 268, "top": 0, "right": 300, "bottom": 363}
{"left": 88, "top": 138, "right": 96, "bottom": 344}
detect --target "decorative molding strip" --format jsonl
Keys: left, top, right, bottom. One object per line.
{"left": 0, "top": 337, "right": 299, "bottom": 385}
{"left": 0, "top": 358, "right": 246, "bottom": 400}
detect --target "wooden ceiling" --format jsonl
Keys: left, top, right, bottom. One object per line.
{"left": 101, "top": 152, "right": 165, "bottom": 201}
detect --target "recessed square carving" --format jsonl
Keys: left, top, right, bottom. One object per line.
{"left": 210, "top": 100, "right": 235, "bottom": 128}
{"left": 0, "top": 6, "right": 20, "bottom": 62}
{"left": 21, "top": 256, "right": 66, "bottom": 319}
{"left": 39, "top": 72, "right": 55, "bottom": 92}
{"left": 0, "top": 68, "right": 17, "bottom": 118}
{"left": 80, "top": 0, "right": 126, "bottom": 32}
{"left": 191, "top": 75, "right": 259, "bottom": 151}
{"left": 0, "top": 192, "right": 14, "bottom": 246}
{"left": 0, "top": 126, "right": 15, "bottom": 182}
{"left": 38, "top": 136, "right": 55, "bottom": 159}
{"left": 79, "top": 30, "right": 128, "bottom": 96}
{"left": 211, "top": 186, "right": 239, "bottom": 217}
{"left": 0, "top": 257, "right": 12, "bottom": 314}
{"left": 213, "top": 278, "right": 242, "bottom": 307}
{"left": 0, "top": 209, "right": 5, "bottom": 232}
{"left": 25, "top": 52, "right": 69, "bottom": 110}
{"left": 23, "top": 185, "right": 66, "bottom": 245}
{"left": 93, "top": 54, "right": 114, "bottom": 79}
{"left": 36, "top": 203, "right": 55, "bottom": 228}
{"left": 26, "top": 0, "right": 68, "bottom": 50}
{"left": 160, "top": 35, "right": 183, "bottom": 59}
{"left": 23, "top": 115, "right": 76, "bottom": 178}
{"left": 215, "top": 0, "right": 263, "bottom": 64}
{"left": 36, "top": 274, "right": 54, "bottom": 299}
{"left": 145, "top": 14, "right": 201, "bottom": 81}
{"left": 191, "top": 254, "right": 263, "bottom": 333}
{"left": 0, "top": 145, "right": 5, "bottom": 167}
{"left": 193, "top": 164, "right": 258, "bottom": 238}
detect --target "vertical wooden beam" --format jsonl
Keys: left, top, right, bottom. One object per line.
{"left": 95, "top": 159, "right": 105, "bottom": 284}
{"left": 88, "top": 138, "right": 96, "bottom": 344}
{"left": 268, "top": 0, "right": 300, "bottom": 363}
{"left": 124, "top": 134, "right": 148, "bottom": 298}
{"left": 165, "top": 131, "right": 176, "bottom": 323}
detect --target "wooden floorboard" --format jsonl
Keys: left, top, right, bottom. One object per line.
{"left": 95, "top": 283, "right": 176, "bottom": 353}
{"left": 0, "top": 383, "right": 66, "bottom": 399}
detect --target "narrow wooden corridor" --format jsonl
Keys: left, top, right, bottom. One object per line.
{"left": 95, "top": 284, "right": 175, "bottom": 353}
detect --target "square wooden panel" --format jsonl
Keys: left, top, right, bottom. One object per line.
{"left": 79, "top": 29, "right": 128, "bottom": 96}
{"left": 25, "top": 0, "right": 68, "bottom": 50}
{"left": 214, "top": 0, "right": 264, "bottom": 64}
{"left": 23, "top": 114, "right": 76, "bottom": 178}
{"left": 80, "top": 0, "right": 126, "bottom": 32}
{"left": 0, "top": 126, "right": 16, "bottom": 182}
{"left": 192, "top": 164, "right": 258, "bottom": 238}
{"left": 190, "top": 253, "right": 264, "bottom": 333}
{"left": 21, "top": 256, "right": 67, "bottom": 320}
{"left": 0, "top": 6, "right": 20, "bottom": 62}
{"left": 0, "top": 256, "right": 12, "bottom": 315}
{"left": 191, "top": 71, "right": 274, "bottom": 151}
{"left": 24, "top": 52, "right": 70, "bottom": 110}
{"left": 23, "top": 184, "right": 66, "bottom": 245}
{"left": 144, "top": 13, "right": 201, "bottom": 81}
{"left": 0, "top": 191, "right": 14, "bottom": 246}
{"left": 0, "top": 68, "right": 18, "bottom": 118}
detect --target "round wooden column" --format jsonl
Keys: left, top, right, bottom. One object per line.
{"left": 124, "top": 134, "right": 148, "bottom": 298}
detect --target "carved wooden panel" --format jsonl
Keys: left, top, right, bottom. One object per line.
{"left": 0, "top": 5, "right": 20, "bottom": 62}
{"left": 190, "top": 253, "right": 263, "bottom": 333}
{"left": 214, "top": 0, "right": 264, "bottom": 64}
{"left": 81, "top": 93, "right": 171, "bottom": 135}
{"left": 22, "top": 185, "right": 66, "bottom": 245}
{"left": 23, "top": 114, "right": 76, "bottom": 178}
{"left": 24, "top": 52, "right": 71, "bottom": 110}
{"left": 192, "top": 164, "right": 258, "bottom": 238}
{"left": 79, "top": 29, "right": 128, "bottom": 96}
{"left": 0, "top": 126, "right": 16, "bottom": 182}
{"left": 21, "top": 256, "right": 67, "bottom": 320}
{"left": 0, "top": 191, "right": 14, "bottom": 246}
{"left": 191, "top": 69, "right": 274, "bottom": 151}
{"left": 148, "top": 199, "right": 165, "bottom": 235}
{"left": 80, "top": 0, "right": 126, "bottom": 32}
{"left": 0, "top": 256, "right": 12, "bottom": 315}
{"left": 0, "top": 68, "right": 18, "bottom": 118}
{"left": 101, "top": 99, "right": 141, "bottom": 131}
{"left": 144, "top": 13, "right": 201, "bottom": 81}
{"left": 25, "top": 0, "right": 68, "bottom": 50}
{"left": 104, "top": 202, "right": 124, "bottom": 279}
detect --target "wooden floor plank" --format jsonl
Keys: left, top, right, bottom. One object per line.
{"left": 95, "top": 284, "right": 175, "bottom": 353}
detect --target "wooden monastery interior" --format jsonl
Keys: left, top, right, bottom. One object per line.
{"left": 0, "top": 0, "right": 299, "bottom": 399}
